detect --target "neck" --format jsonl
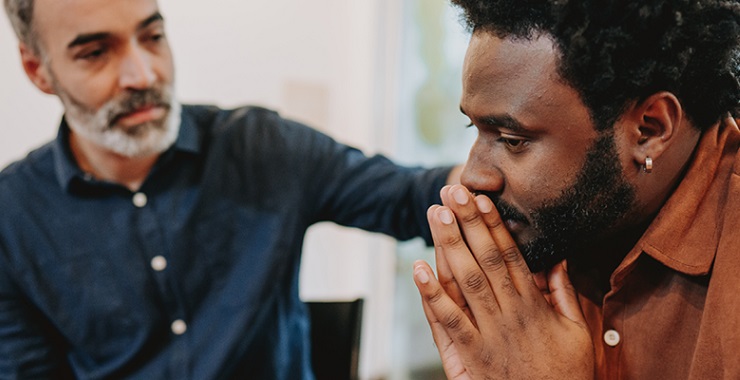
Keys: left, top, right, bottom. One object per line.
{"left": 569, "top": 120, "right": 703, "bottom": 304}
{"left": 567, "top": 218, "right": 654, "bottom": 304}
{"left": 69, "top": 131, "right": 159, "bottom": 191}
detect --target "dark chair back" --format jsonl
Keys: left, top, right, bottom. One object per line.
{"left": 307, "top": 298, "right": 364, "bottom": 380}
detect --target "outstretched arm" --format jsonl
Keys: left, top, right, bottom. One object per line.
{"left": 413, "top": 184, "right": 594, "bottom": 380}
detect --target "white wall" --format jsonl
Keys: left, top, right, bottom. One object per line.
{"left": 0, "top": 1, "right": 407, "bottom": 378}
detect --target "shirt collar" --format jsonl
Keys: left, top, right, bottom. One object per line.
{"left": 51, "top": 104, "right": 202, "bottom": 192}
{"left": 51, "top": 119, "right": 85, "bottom": 192}
{"left": 636, "top": 116, "right": 740, "bottom": 276}
{"left": 171, "top": 103, "right": 200, "bottom": 154}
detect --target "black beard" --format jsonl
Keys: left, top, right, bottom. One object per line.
{"left": 494, "top": 132, "right": 636, "bottom": 273}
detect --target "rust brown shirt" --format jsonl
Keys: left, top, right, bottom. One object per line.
{"left": 580, "top": 116, "right": 740, "bottom": 379}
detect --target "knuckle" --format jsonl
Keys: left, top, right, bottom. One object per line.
{"left": 456, "top": 330, "right": 476, "bottom": 346}
{"left": 485, "top": 215, "right": 505, "bottom": 230}
{"left": 443, "top": 311, "right": 463, "bottom": 330}
{"left": 480, "top": 350, "right": 495, "bottom": 368}
{"left": 501, "top": 246, "right": 522, "bottom": 263}
{"left": 498, "top": 277, "right": 519, "bottom": 297}
{"left": 462, "top": 272, "right": 489, "bottom": 293}
{"left": 442, "top": 314, "right": 476, "bottom": 345}
{"left": 458, "top": 209, "right": 482, "bottom": 226}
{"left": 478, "top": 246, "right": 504, "bottom": 270}
{"left": 424, "top": 286, "right": 446, "bottom": 305}
{"left": 514, "top": 313, "right": 529, "bottom": 329}
{"left": 439, "top": 232, "right": 465, "bottom": 248}
{"left": 477, "top": 291, "right": 499, "bottom": 315}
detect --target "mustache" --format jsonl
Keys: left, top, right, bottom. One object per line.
{"left": 107, "top": 87, "right": 172, "bottom": 125}
{"left": 475, "top": 192, "right": 529, "bottom": 224}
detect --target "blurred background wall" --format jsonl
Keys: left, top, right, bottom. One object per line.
{"left": 0, "top": 1, "right": 472, "bottom": 378}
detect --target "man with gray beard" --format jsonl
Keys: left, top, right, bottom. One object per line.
{"left": 0, "top": 0, "right": 458, "bottom": 379}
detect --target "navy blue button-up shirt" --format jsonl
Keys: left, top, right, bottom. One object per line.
{"left": 0, "top": 105, "right": 450, "bottom": 379}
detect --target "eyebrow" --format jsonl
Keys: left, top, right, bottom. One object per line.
{"left": 459, "top": 106, "right": 528, "bottom": 133}
{"left": 67, "top": 12, "right": 164, "bottom": 49}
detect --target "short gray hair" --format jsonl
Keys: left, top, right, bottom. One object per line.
{"left": 3, "top": 0, "right": 39, "bottom": 53}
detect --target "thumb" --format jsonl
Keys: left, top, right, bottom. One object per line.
{"left": 547, "top": 260, "right": 586, "bottom": 325}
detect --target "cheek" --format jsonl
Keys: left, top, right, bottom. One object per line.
{"left": 154, "top": 46, "right": 176, "bottom": 84}
{"left": 508, "top": 166, "right": 558, "bottom": 208}
{"left": 527, "top": 158, "right": 578, "bottom": 191}
{"left": 504, "top": 150, "right": 584, "bottom": 209}
{"left": 51, "top": 63, "right": 118, "bottom": 109}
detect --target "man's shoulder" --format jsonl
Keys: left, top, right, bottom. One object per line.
{"left": 0, "top": 141, "right": 56, "bottom": 188}
{"left": 183, "top": 104, "right": 281, "bottom": 128}
{"left": 0, "top": 142, "right": 58, "bottom": 225}
{"left": 183, "top": 103, "right": 326, "bottom": 144}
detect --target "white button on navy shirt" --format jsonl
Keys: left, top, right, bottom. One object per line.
{"left": 171, "top": 319, "right": 187, "bottom": 335}
{"left": 133, "top": 192, "right": 148, "bottom": 207}
{"left": 150, "top": 256, "right": 167, "bottom": 271}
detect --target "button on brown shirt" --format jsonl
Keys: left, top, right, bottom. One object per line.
{"left": 580, "top": 116, "right": 740, "bottom": 379}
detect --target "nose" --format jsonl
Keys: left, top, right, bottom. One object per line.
{"left": 460, "top": 140, "right": 504, "bottom": 195}
{"left": 118, "top": 42, "right": 156, "bottom": 90}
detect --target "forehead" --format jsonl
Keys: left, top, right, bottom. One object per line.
{"left": 33, "top": 0, "right": 161, "bottom": 50}
{"left": 461, "top": 31, "right": 591, "bottom": 131}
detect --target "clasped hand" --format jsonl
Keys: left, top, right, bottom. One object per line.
{"left": 413, "top": 185, "right": 594, "bottom": 380}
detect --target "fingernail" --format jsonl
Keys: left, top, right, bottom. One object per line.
{"left": 439, "top": 209, "right": 454, "bottom": 224}
{"left": 475, "top": 196, "right": 493, "bottom": 213}
{"left": 453, "top": 188, "right": 469, "bottom": 205}
{"left": 415, "top": 268, "right": 430, "bottom": 284}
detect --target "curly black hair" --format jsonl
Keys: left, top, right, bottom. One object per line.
{"left": 451, "top": 0, "right": 740, "bottom": 131}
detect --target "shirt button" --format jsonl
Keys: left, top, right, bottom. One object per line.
{"left": 150, "top": 256, "right": 168, "bottom": 271}
{"left": 604, "top": 329, "right": 621, "bottom": 347}
{"left": 171, "top": 319, "right": 187, "bottom": 335}
{"left": 132, "top": 192, "right": 148, "bottom": 208}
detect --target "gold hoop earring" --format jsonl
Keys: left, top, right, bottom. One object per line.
{"left": 643, "top": 157, "right": 653, "bottom": 174}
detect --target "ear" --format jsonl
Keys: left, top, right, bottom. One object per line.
{"left": 19, "top": 43, "right": 55, "bottom": 95}
{"left": 622, "top": 92, "right": 683, "bottom": 167}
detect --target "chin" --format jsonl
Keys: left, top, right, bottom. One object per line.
{"left": 88, "top": 102, "right": 181, "bottom": 157}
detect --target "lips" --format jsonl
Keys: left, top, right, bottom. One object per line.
{"left": 113, "top": 105, "right": 167, "bottom": 128}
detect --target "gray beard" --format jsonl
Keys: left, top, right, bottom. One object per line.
{"left": 51, "top": 73, "right": 180, "bottom": 157}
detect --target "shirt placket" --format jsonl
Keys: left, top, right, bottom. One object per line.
{"left": 131, "top": 189, "right": 190, "bottom": 379}
{"left": 598, "top": 255, "right": 641, "bottom": 380}
{"left": 600, "top": 288, "right": 626, "bottom": 380}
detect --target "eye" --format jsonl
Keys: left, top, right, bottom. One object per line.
{"left": 141, "top": 28, "right": 167, "bottom": 46}
{"left": 498, "top": 135, "right": 529, "bottom": 153}
{"left": 77, "top": 46, "right": 108, "bottom": 61}
{"left": 147, "top": 33, "right": 165, "bottom": 43}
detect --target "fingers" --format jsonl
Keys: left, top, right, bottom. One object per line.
{"left": 428, "top": 200, "right": 501, "bottom": 323}
{"left": 471, "top": 193, "right": 540, "bottom": 299}
{"left": 428, "top": 205, "right": 471, "bottom": 322}
{"left": 440, "top": 186, "right": 516, "bottom": 305}
{"left": 547, "top": 261, "right": 587, "bottom": 326}
{"left": 414, "top": 260, "right": 456, "bottom": 350}
{"left": 441, "top": 184, "right": 537, "bottom": 301}
{"left": 413, "top": 261, "right": 483, "bottom": 357}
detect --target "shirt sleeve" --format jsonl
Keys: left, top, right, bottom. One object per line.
{"left": 251, "top": 110, "right": 451, "bottom": 244}
{"left": 307, "top": 149, "right": 450, "bottom": 244}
